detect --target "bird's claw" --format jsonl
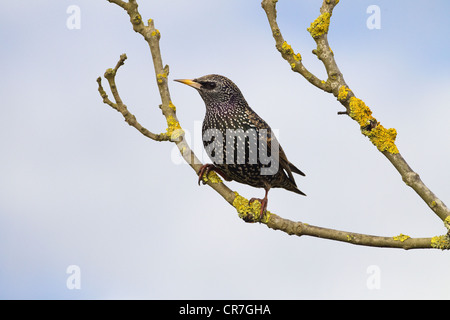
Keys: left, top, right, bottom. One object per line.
{"left": 197, "top": 164, "right": 214, "bottom": 185}
{"left": 249, "top": 197, "right": 268, "bottom": 221}
{"left": 197, "top": 164, "right": 232, "bottom": 185}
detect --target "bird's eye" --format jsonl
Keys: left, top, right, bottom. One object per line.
{"left": 201, "top": 81, "right": 216, "bottom": 90}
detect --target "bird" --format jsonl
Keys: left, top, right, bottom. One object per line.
{"left": 175, "top": 74, "right": 305, "bottom": 219}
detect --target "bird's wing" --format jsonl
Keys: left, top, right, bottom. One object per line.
{"left": 245, "top": 108, "right": 304, "bottom": 182}
{"left": 245, "top": 108, "right": 304, "bottom": 175}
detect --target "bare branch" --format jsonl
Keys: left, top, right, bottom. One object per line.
{"left": 96, "top": 55, "right": 170, "bottom": 142}
{"left": 106, "top": 0, "right": 128, "bottom": 10}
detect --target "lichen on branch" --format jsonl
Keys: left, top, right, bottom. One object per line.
{"left": 348, "top": 96, "right": 399, "bottom": 154}
{"left": 307, "top": 12, "right": 331, "bottom": 38}
{"left": 261, "top": 0, "right": 450, "bottom": 246}
{"left": 232, "top": 192, "right": 271, "bottom": 223}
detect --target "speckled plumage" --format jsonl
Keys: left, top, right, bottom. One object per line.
{"left": 175, "top": 74, "right": 305, "bottom": 217}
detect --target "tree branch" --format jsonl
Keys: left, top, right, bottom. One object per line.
{"left": 267, "top": 215, "right": 435, "bottom": 250}
{"left": 261, "top": 0, "right": 332, "bottom": 92}
{"left": 97, "top": 0, "right": 450, "bottom": 250}
{"left": 102, "top": 1, "right": 237, "bottom": 206}
{"left": 96, "top": 54, "right": 170, "bottom": 142}
{"left": 262, "top": 0, "right": 449, "bottom": 229}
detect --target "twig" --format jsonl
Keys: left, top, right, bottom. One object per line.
{"left": 96, "top": 54, "right": 170, "bottom": 142}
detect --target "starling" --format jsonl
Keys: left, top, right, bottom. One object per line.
{"left": 175, "top": 74, "right": 305, "bottom": 219}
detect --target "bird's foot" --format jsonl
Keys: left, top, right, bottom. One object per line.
{"left": 197, "top": 164, "right": 231, "bottom": 185}
{"left": 248, "top": 197, "right": 268, "bottom": 221}
{"left": 198, "top": 164, "right": 214, "bottom": 185}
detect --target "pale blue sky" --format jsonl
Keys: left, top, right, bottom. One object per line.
{"left": 0, "top": 1, "right": 449, "bottom": 299}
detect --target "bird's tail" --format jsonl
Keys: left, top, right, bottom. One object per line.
{"left": 283, "top": 161, "right": 306, "bottom": 196}
{"left": 281, "top": 167, "right": 306, "bottom": 196}
{"left": 287, "top": 183, "right": 306, "bottom": 196}
{"left": 289, "top": 162, "right": 305, "bottom": 176}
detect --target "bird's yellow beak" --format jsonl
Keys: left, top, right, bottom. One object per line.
{"left": 174, "top": 79, "right": 202, "bottom": 90}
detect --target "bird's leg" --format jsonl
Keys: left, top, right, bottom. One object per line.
{"left": 198, "top": 164, "right": 214, "bottom": 185}
{"left": 249, "top": 188, "right": 270, "bottom": 220}
{"left": 197, "top": 164, "right": 231, "bottom": 185}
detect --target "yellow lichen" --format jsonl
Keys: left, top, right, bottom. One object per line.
{"left": 151, "top": 29, "right": 160, "bottom": 38}
{"left": 431, "top": 235, "right": 450, "bottom": 250}
{"left": 281, "top": 41, "right": 294, "bottom": 55}
{"left": 293, "top": 53, "right": 302, "bottom": 61}
{"left": 337, "top": 85, "right": 350, "bottom": 101}
{"left": 201, "top": 170, "right": 223, "bottom": 184}
{"left": 445, "top": 216, "right": 450, "bottom": 230}
{"left": 281, "top": 42, "right": 302, "bottom": 63}
{"left": 393, "top": 233, "right": 410, "bottom": 242}
{"left": 348, "top": 97, "right": 399, "bottom": 154}
{"left": 168, "top": 101, "right": 176, "bottom": 111}
{"left": 232, "top": 192, "right": 270, "bottom": 223}
{"left": 307, "top": 12, "right": 331, "bottom": 38}
{"left": 348, "top": 97, "right": 372, "bottom": 126}
{"left": 367, "top": 125, "right": 399, "bottom": 154}
{"left": 432, "top": 217, "right": 450, "bottom": 250}
{"left": 156, "top": 72, "right": 167, "bottom": 84}
{"left": 165, "top": 116, "right": 183, "bottom": 140}
{"left": 132, "top": 14, "right": 142, "bottom": 25}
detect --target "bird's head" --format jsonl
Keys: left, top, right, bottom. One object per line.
{"left": 175, "top": 74, "right": 244, "bottom": 109}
